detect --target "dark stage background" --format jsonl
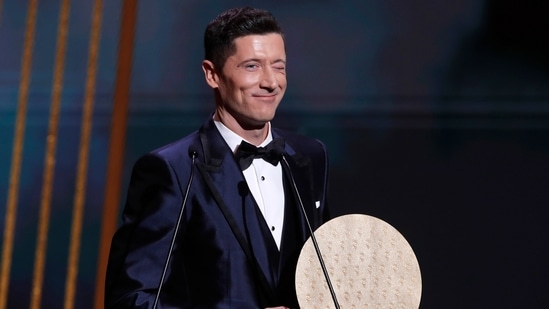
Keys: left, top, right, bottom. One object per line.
{"left": 0, "top": 1, "right": 548, "bottom": 308}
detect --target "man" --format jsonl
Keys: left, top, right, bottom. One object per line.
{"left": 105, "top": 7, "right": 330, "bottom": 309}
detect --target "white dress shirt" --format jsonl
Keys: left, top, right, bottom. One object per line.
{"left": 214, "top": 120, "right": 285, "bottom": 250}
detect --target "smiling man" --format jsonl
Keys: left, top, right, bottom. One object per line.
{"left": 106, "top": 7, "right": 330, "bottom": 309}
{"left": 204, "top": 33, "right": 287, "bottom": 142}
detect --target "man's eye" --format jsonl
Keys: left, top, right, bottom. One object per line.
{"left": 245, "top": 64, "right": 259, "bottom": 69}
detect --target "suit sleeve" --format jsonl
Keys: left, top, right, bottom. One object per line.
{"left": 105, "top": 154, "right": 188, "bottom": 309}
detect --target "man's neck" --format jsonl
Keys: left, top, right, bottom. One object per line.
{"left": 213, "top": 111, "right": 270, "bottom": 146}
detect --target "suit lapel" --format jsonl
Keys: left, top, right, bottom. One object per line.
{"left": 273, "top": 130, "right": 321, "bottom": 293}
{"left": 195, "top": 119, "right": 279, "bottom": 299}
{"left": 275, "top": 131, "right": 318, "bottom": 236}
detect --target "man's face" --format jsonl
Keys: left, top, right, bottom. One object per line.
{"left": 208, "top": 33, "right": 287, "bottom": 129}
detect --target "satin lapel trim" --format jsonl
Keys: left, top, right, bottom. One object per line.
{"left": 196, "top": 123, "right": 277, "bottom": 303}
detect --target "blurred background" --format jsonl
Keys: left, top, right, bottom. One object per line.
{"left": 1, "top": 0, "right": 548, "bottom": 308}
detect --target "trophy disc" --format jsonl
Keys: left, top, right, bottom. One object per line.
{"left": 295, "top": 214, "right": 422, "bottom": 308}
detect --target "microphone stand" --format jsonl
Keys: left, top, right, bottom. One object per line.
{"left": 281, "top": 155, "right": 340, "bottom": 309}
{"left": 152, "top": 151, "right": 197, "bottom": 309}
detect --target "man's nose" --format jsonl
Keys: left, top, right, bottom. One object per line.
{"left": 260, "top": 66, "right": 278, "bottom": 90}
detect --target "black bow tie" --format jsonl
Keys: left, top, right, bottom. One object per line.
{"left": 235, "top": 138, "right": 285, "bottom": 170}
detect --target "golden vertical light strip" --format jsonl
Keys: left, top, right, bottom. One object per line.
{"left": 93, "top": 1, "right": 138, "bottom": 308}
{"left": 0, "top": 0, "right": 39, "bottom": 308}
{"left": 29, "top": 0, "right": 71, "bottom": 309}
{"left": 63, "top": 0, "right": 102, "bottom": 308}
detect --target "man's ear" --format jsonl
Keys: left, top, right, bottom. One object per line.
{"left": 202, "top": 60, "right": 219, "bottom": 89}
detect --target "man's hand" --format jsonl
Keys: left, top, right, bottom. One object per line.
{"left": 265, "top": 307, "right": 290, "bottom": 309}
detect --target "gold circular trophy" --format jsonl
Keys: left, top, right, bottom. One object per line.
{"left": 295, "top": 214, "right": 422, "bottom": 308}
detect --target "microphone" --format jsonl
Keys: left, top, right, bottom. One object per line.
{"left": 152, "top": 148, "right": 197, "bottom": 309}
{"left": 281, "top": 155, "right": 340, "bottom": 309}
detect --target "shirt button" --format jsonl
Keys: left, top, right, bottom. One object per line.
{"left": 261, "top": 176, "right": 265, "bottom": 181}
{"left": 271, "top": 226, "right": 275, "bottom": 231}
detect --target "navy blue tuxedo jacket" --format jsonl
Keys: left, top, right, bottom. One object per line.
{"left": 106, "top": 118, "right": 330, "bottom": 308}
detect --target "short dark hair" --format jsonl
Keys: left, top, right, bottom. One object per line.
{"left": 204, "top": 7, "right": 284, "bottom": 69}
